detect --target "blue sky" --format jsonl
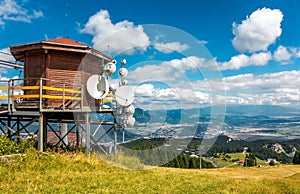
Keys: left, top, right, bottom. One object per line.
{"left": 0, "top": 0, "right": 300, "bottom": 109}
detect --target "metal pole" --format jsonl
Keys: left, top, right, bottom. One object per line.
{"left": 114, "top": 116, "right": 117, "bottom": 160}
{"left": 80, "top": 85, "right": 84, "bottom": 110}
{"left": 122, "top": 128, "right": 125, "bottom": 143}
{"left": 11, "top": 80, "right": 14, "bottom": 111}
{"left": 62, "top": 84, "right": 65, "bottom": 110}
{"left": 60, "top": 123, "right": 68, "bottom": 146}
{"left": 38, "top": 113, "right": 44, "bottom": 152}
{"left": 200, "top": 154, "right": 202, "bottom": 170}
{"left": 7, "top": 80, "right": 10, "bottom": 112}
{"left": 85, "top": 113, "right": 90, "bottom": 158}
{"left": 76, "top": 114, "right": 80, "bottom": 150}
{"left": 39, "top": 78, "right": 43, "bottom": 111}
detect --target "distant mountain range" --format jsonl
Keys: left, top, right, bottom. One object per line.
{"left": 134, "top": 104, "right": 300, "bottom": 124}
{"left": 132, "top": 105, "right": 300, "bottom": 140}
{"left": 222, "top": 104, "right": 300, "bottom": 116}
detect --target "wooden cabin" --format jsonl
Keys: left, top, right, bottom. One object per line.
{"left": 9, "top": 37, "right": 112, "bottom": 109}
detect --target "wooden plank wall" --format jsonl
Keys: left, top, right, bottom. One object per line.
{"left": 24, "top": 51, "right": 46, "bottom": 97}
{"left": 23, "top": 49, "right": 109, "bottom": 108}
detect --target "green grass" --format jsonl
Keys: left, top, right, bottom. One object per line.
{"left": 208, "top": 152, "right": 267, "bottom": 168}
{"left": 1, "top": 150, "right": 300, "bottom": 193}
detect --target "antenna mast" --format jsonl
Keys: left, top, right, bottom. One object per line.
{"left": 63, "top": 2, "right": 69, "bottom": 37}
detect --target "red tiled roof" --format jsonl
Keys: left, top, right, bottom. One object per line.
{"left": 43, "top": 37, "right": 88, "bottom": 47}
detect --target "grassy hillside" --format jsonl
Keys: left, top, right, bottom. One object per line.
{"left": 1, "top": 150, "right": 300, "bottom": 193}
{"left": 208, "top": 152, "right": 267, "bottom": 168}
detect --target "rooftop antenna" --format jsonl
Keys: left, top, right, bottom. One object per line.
{"left": 63, "top": 2, "right": 69, "bottom": 37}
{"left": 107, "top": 45, "right": 110, "bottom": 55}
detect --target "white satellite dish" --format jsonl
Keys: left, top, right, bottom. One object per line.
{"left": 119, "top": 116, "right": 135, "bottom": 128}
{"left": 125, "top": 117, "right": 135, "bottom": 128}
{"left": 86, "top": 75, "right": 109, "bottom": 99}
{"left": 115, "top": 85, "right": 134, "bottom": 106}
{"left": 104, "top": 60, "right": 116, "bottom": 76}
{"left": 114, "top": 106, "right": 124, "bottom": 116}
{"left": 118, "top": 68, "right": 128, "bottom": 77}
{"left": 121, "top": 59, "right": 127, "bottom": 66}
{"left": 124, "top": 104, "right": 135, "bottom": 116}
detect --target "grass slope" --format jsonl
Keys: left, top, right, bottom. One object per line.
{"left": 210, "top": 152, "right": 267, "bottom": 168}
{"left": 0, "top": 150, "right": 300, "bottom": 194}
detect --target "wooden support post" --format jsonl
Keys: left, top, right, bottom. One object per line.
{"left": 85, "top": 113, "right": 90, "bottom": 158}
{"left": 38, "top": 113, "right": 44, "bottom": 152}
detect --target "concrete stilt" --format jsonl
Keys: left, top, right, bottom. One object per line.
{"left": 60, "top": 123, "right": 68, "bottom": 146}
{"left": 85, "top": 113, "right": 90, "bottom": 158}
{"left": 38, "top": 113, "right": 44, "bottom": 152}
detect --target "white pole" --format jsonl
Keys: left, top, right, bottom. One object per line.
{"left": 60, "top": 123, "right": 68, "bottom": 146}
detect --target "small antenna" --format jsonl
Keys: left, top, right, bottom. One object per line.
{"left": 107, "top": 45, "right": 110, "bottom": 55}
{"left": 63, "top": 2, "right": 69, "bottom": 37}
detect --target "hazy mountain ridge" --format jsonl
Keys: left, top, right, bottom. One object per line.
{"left": 132, "top": 105, "right": 300, "bottom": 140}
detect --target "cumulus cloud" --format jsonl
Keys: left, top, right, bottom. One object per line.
{"left": 133, "top": 83, "right": 211, "bottom": 110}
{"left": 135, "top": 84, "right": 155, "bottom": 97}
{"left": 132, "top": 70, "right": 300, "bottom": 109}
{"left": 222, "top": 70, "right": 300, "bottom": 91}
{"left": 219, "top": 52, "right": 272, "bottom": 70}
{"left": 0, "top": 0, "right": 43, "bottom": 27}
{"left": 154, "top": 42, "right": 189, "bottom": 54}
{"left": 232, "top": 7, "right": 283, "bottom": 53}
{"left": 80, "top": 10, "right": 150, "bottom": 55}
{"left": 0, "top": 47, "right": 14, "bottom": 62}
{"left": 128, "top": 56, "right": 218, "bottom": 83}
{"left": 273, "top": 45, "right": 292, "bottom": 62}
{"left": 181, "top": 69, "right": 300, "bottom": 106}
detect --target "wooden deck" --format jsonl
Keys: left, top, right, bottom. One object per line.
{"left": 0, "top": 78, "right": 117, "bottom": 156}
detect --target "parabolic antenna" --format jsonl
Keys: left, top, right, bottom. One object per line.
{"left": 104, "top": 60, "right": 116, "bottom": 76}
{"left": 123, "top": 104, "right": 135, "bottom": 116}
{"left": 115, "top": 85, "right": 135, "bottom": 106}
{"left": 86, "top": 75, "right": 109, "bottom": 99}
{"left": 118, "top": 68, "right": 128, "bottom": 77}
{"left": 119, "top": 116, "right": 135, "bottom": 128}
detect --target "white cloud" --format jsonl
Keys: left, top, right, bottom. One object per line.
{"left": 154, "top": 42, "right": 189, "bottom": 54}
{"left": 222, "top": 70, "right": 300, "bottom": 91}
{"left": 198, "top": 40, "right": 208, "bottom": 45}
{"left": 132, "top": 70, "right": 300, "bottom": 109}
{"left": 0, "top": 47, "right": 14, "bottom": 77}
{"left": 135, "top": 84, "right": 155, "bottom": 97}
{"left": 232, "top": 7, "right": 283, "bottom": 53}
{"left": 128, "top": 56, "right": 218, "bottom": 83}
{"left": 219, "top": 52, "right": 271, "bottom": 70}
{"left": 133, "top": 83, "right": 211, "bottom": 110}
{"left": 0, "top": 47, "right": 15, "bottom": 62}
{"left": 273, "top": 45, "right": 292, "bottom": 62}
{"left": 0, "top": 0, "right": 43, "bottom": 27}
{"left": 80, "top": 10, "right": 150, "bottom": 55}
{"left": 186, "top": 70, "right": 300, "bottom": 106}
{"left": 289, "top": 47, "right": 300, "bottom": 59}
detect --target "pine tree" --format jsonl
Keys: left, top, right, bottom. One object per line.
{"left": 293, "top": 151, "right": 300, "bottom": 164}
{"left": 244, "top": 153, "right": 257, "bottom": 167}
